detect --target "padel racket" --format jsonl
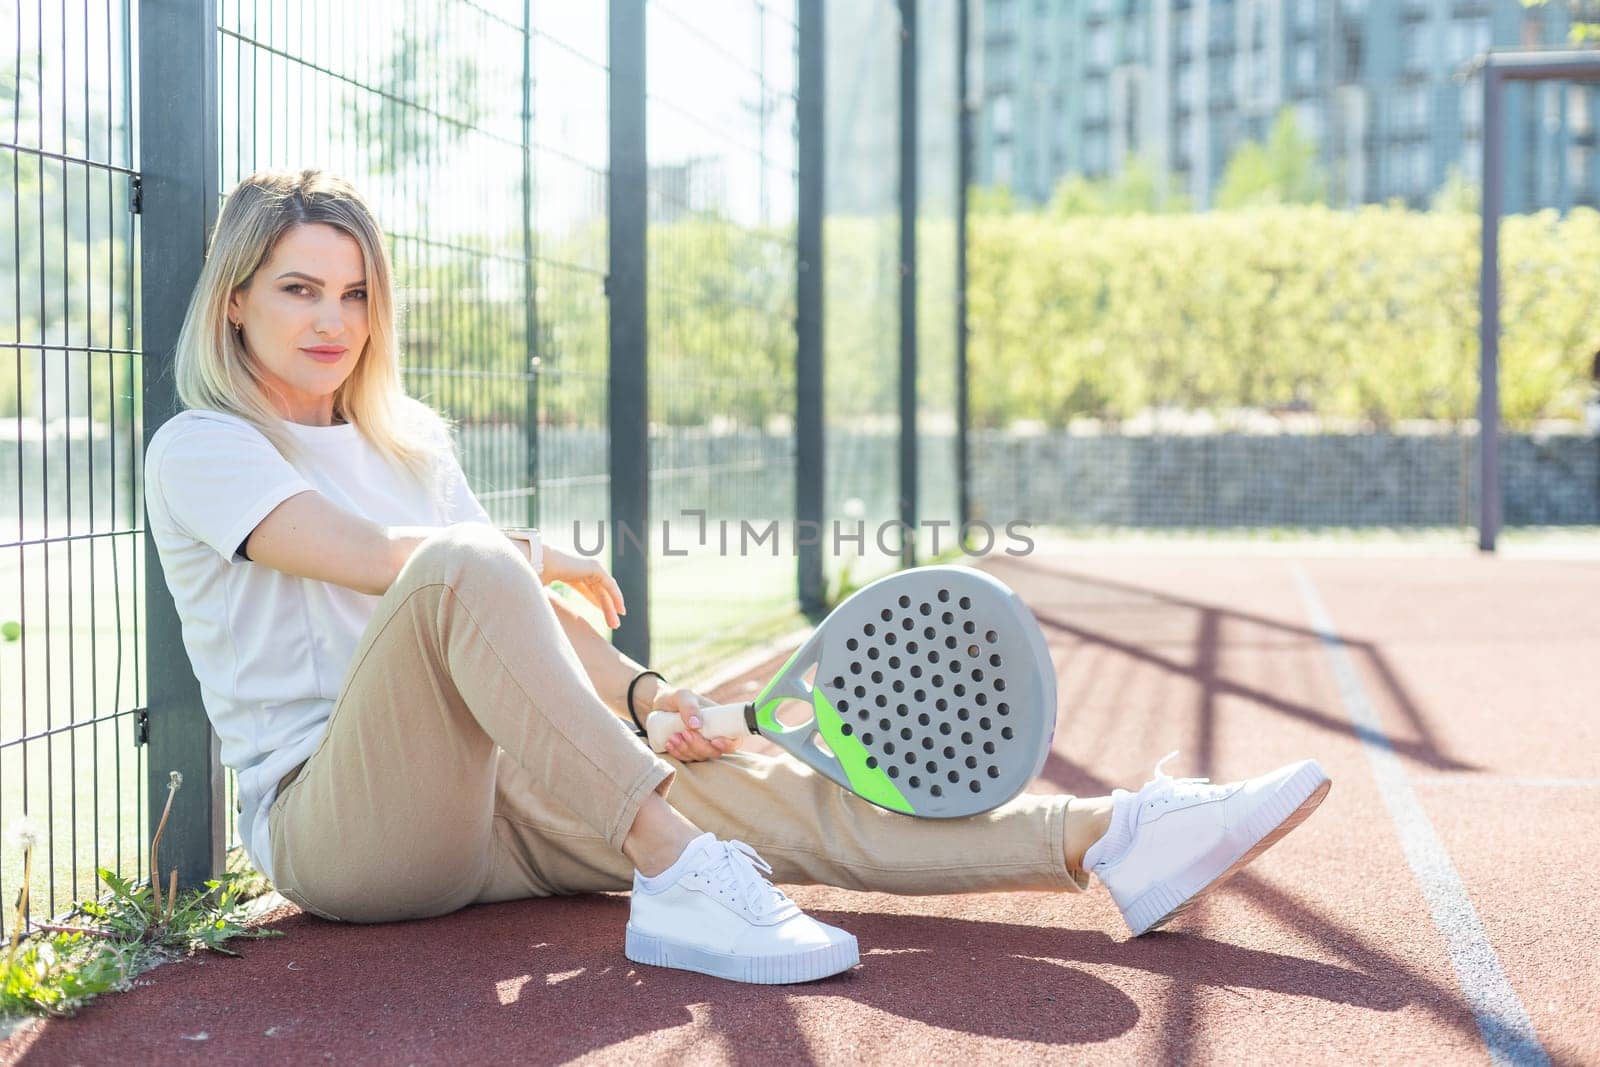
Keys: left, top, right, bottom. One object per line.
{"left": 645, "top": 565, "right": 1056, "bottom": 818}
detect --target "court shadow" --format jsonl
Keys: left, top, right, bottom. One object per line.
{"left": 10, "top": 894, "right": 1410, "bottom": 1065}
{"left": 983, "top": 554, "right": 1481, "bottom": 775}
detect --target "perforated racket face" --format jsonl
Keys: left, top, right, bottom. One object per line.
{"left": 754, "top": 565, "right": 1056, "bottom": 818}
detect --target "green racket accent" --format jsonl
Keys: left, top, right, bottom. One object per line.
{"left": 755, "top": 644, "right": 807, "bottom": 734}
{"left": 755, "top": 645, "right": 804, "bottom": 708}
{"left": 755, "top": 696, "right": 784, "bottom": 734}
{"left": 811, "top": 688, "right": 913, "bottom": 814}
{"left": 752, "top": 681, "right": 914, "bottom": 814}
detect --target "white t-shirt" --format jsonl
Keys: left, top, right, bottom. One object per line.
{"left": 143, "top": 404, "right": 493, "bottom": 884}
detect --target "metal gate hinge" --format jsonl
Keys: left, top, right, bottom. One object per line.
{"left": 135, "top": 709, "right": 149, "bottom": 746}
{"left": 129, "top": 176, "right": 142, "bottom": 215}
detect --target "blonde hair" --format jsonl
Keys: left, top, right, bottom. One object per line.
{"left": 173, "top": 168, "right": 457, "bottom": 510}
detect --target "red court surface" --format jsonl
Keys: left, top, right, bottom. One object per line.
{"left": 4, "top": 548, "right": 1596, "bottom": 1065}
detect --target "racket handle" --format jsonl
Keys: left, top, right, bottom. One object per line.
{"left": 644, "top": 702, "right": 752, "bottom": 753}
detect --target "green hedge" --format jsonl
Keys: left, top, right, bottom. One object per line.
{"left": 967, "top": 204, "right": 1600, "bottom": 431}
{"left": 532, "top": 205, "right": 1600, "bottom": 432}
{"left": 16, "top": 204, "right": 1567, "bottom": 434}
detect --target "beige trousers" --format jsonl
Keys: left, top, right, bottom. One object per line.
{"left": 267, "top": 523, "right": 1091, "bottom": 924}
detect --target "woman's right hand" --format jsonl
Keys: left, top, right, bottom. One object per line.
{"left": 652, "top": 686, "right": 743, "bottom": 762}
{"left": 540, "top": 544, "right": 626, "bottom": 629}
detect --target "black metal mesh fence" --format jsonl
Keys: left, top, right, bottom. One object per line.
{"left": 967, "top": 0, "right": 1600, "bottom": 536}
{"left": 917, "top": 0, "right": 961, "bottom": 556}
{"left": 526, "top": 8, "right": 611, "bottom": 574}
{"left": 2, "top": 0, "right": 974, "bottom": 921}
{"left": 824, "top": 0, "right": 903, "bottom": 592}
{"left": 212, "top": 0, "right": 544, "bottom": 873}
{"left": 645, "top": 0, "right": 801, "bottom": 673}
{"left": 2, "top": 0, "right": 147, "bottom": 936}
{"left": 1488, "top": 69, "right": 1600, "bottom": 528}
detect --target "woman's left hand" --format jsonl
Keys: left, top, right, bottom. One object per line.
{"left": 653, "top": 686, "right": 743, "bottom": 762}
{"left": 541, "top": 544, "right": 626, "bottom": 629}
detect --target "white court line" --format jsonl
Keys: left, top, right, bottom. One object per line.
{"left": 1290, "top": 563, "right": 1550, "bottom": 1067}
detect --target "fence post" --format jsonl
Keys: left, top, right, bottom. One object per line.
{"left": 1479, "top": 63, "right": 1502, "bottom": 552}
{"left": 610, "top": 0, "right": 651, "bottom": 661}
{"left": 797, "top": 0, "right": 825, "bottom": 614}
{"left": 522, "top": 0, "right": 541, "bottom": 529}
{"left": 1472, "top": 50, "right": 1600, "bottom": 547}
{"left": 898, "top": 0, "right": 919, "bottom": 569}
{"left": 139, "top": 0, "right": 225, "bottom": 886}
{"left": 956, "top": 0, "right": 971, "bottom": 537}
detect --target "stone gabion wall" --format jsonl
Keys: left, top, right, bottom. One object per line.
{"left": 446, "top": 425, "right": 1600, "bottom": 530}
{"left": 968, "top": 430, "right": 1600, "bottom": 528}
{"left": 10, "top": 424, "right": 1573, "bottom": 543}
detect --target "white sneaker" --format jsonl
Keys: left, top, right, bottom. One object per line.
{"left": 1083, "top": 750, "right": 1332, "bottom": 937}
{"left": 625, "top": 832, "right": 859, "bottom": 984}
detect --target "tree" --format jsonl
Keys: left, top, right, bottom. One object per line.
{"left": 969, "top": 184, "right": 1018, "bottom": 215}
{"left": 1520, "top": 0, "right": 1600, "bottom": 43}
{"left": 1047, "top": 155, "right": 1192, "bottom": 217}
{"left": 1429, "top": 165, "right": 1481, "bottom": 214}
{"left": 1215, "top": 108, "right": 1327, "bottom": 210}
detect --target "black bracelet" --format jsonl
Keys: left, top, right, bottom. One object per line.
{"left": 626, "top": 670, "right": 667, "bottom": 737}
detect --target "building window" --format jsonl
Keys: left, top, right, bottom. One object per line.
{"left": 1572, "top": 86, "right": 1593, "bottom": 137}
{"left": 1472, "top": 17, "right": 1492, "bottom": 57}
{"left": 1088, "top": 24, "right": 1112, "bottom": 68}
{"left": 1341, "top": 23, "right": 1363, "bottom": 82}
{"left": 1402, "top": 25, "right": 1427, "bottom": 73}
{"left": 1177, "top": 61, "right": 1198, "bottom": 110}
{"left": 1521, "top": 13, "right": 1542, "bottom": 48}
{"left": 1237, "top": 0, "right": 1272, "bottom": 106}
{"left": 1449, "top": 17, "right": 1491, "bottom": 63}
{"left": 989, "top": 0, "right": 1017, "bottom": 35}
{"left": 993, "top": 93, "right": 1014, "bottom": 137}
{"left": 986, "top": 45, "right": 1015, "bottom": 87}
{"left": 1211, "top": 56, "right": 1233, "bottom": 104}
{"left": 1398, "top": 85, "right": 1428, "bottom": 132}
{"left": 1541, "top": 82, "right": 1566, "bottom": 134}
{"left": 1124, "top": 23, "right": 1146, "bottom": 64}
{"left": 1296, "top": 42, "right": 1316, "bottom": 88}
{"left": 1296, "top": 103, "right": 1321, "bottom": 144}
{"left": 1209, "top": 3, "right": 1231, "bottom": 49}
{"left": 1410, "top": 144, "right": 1430, "bottom": 195}
{"left": 1085, "top": 79, "right": 1109, "bottom": 122}
{"left": 1461, "top": 80, "right": 1483, "bottom": 132}
{"left": 1125, "top": 78, "right": 1142, "bottom": 154}
{"left": 1083, "top": 131, "right": 1108, "bottom": 174}
{"left": 1211, "top": 125, "right": 1232, "bottom": 181}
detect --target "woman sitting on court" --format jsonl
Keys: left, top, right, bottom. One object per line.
{"left": 144, "top": 168, "right": 1332, "bottom": 985}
